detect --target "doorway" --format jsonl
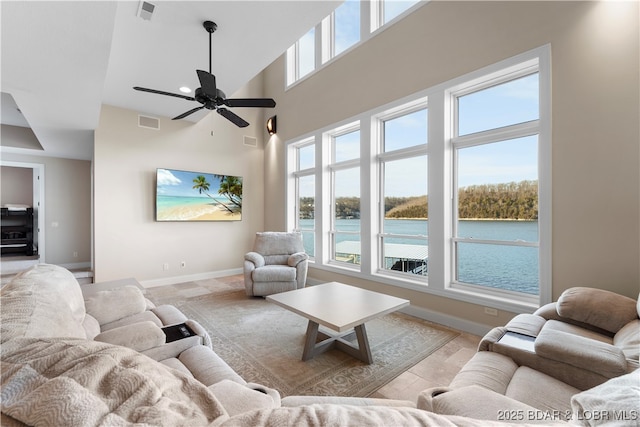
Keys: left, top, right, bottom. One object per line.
{"left": 0, "top": 161, "right": 45, "bottom": 265}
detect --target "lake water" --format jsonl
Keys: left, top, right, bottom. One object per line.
{"left": 298, "top": 219, "right": 539, "bottom": 295}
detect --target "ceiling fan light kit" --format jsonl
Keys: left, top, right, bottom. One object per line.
{"left": 133, "top": 20, "right": 275, "bottom": 127}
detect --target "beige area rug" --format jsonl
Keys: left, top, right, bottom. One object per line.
{"left": 172, "top": 285, "right": 459, "bottom": 398}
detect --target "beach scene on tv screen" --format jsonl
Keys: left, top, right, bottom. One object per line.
{"left": 156, "top": 168, "right": 242, "bottom": 221}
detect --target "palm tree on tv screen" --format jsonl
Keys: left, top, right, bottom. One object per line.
{"left": 192, "top": 175, "right": 242, "bottom": 213}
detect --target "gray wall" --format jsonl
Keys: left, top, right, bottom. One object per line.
{"left": 1, "top": 166, "right": 33, "bottom": 206}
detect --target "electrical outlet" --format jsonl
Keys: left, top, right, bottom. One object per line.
{"left": 163, "top": 263, "right": 169, "bottom": 271}
{"left": 73, "top": 251, "right": 78, "bottom": 258}
{"left": 180, "top": 261, "right": 186, "bottom": 268}
{"left": 484, "top": 307, "right": 498, "bottom": 316}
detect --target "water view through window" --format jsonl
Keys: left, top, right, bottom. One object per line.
{"left": 299, "top": 218, "right": 539, "bottom": 295}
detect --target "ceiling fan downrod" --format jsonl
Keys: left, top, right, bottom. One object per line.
{"left": 203, "top": 20, "right": 217, "bottom": 75}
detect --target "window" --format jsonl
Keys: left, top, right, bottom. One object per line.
{"left": 328, "top": 125, "right": 361, "bottom": 267}
{"left": 372, "top": 0, "right": 421, "bottom": 30}
{"left": 286, "top": 27, "right": 316, "bottom": 85}
{"left": 292, "top": 139, "right": 316, "bottom": 258}
{"left": 377, "top": 105, "right": 428, "bottom": 278}
{"left": 287, "top": 0, "right": 426, "bottom": 86}
{"left": 450, "top": 63, "right": 542, "bottom": 304}
{"left": 286, "top": 46, "right": 550, "bottom": 311}
{"left": 326, "top": 0, "right": 360, "bottom": 59}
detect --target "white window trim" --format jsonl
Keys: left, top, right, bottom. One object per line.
{"left": 285, "top": 45, "right": 551, "bottom": 314}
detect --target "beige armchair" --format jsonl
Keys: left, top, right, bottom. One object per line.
{"left": 244, "top": 232, "right": 308, "bottom": 297}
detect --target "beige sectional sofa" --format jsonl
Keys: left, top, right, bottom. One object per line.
{"left": 420, "top": 287, "right": 640, "bottom": 425}
{"left": 1, "top": 264, "right": 638, "bottom": 426}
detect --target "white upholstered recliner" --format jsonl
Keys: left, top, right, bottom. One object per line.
{"left": 244, "top": 232, "right": 309, "bottom": 297}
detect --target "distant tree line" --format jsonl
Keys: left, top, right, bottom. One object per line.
{"left": 298, "top": 180, "right": 538, "bottom": 220}
{"left": 458, "top": 180, "right": 538, "bottom": 220}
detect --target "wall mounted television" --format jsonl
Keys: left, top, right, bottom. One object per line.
{"left": 156, "top": 168, "right": 242, "bottom": 222}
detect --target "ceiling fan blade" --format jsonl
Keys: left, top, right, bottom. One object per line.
{"left": 196, "top": 70, "right": 217, "bottom": 98}
{"left": 217, "top": 108, "right": 249, "bottom": 128}
{"left": 133, "top": 86, "right": 195, "bottom": 101}
{"left": 172, "top": 106, "right": 205, "bottom": 120}
{"left": 223, "top": 98, "right": 276, "bottom": 108}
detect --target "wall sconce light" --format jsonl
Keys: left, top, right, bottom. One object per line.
{"left": 266, "top": 115, "right": 277, "bottom": 135}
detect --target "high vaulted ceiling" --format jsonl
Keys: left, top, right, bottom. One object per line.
{"left": 1, "top": 1, "right": 341, "bottom": 160}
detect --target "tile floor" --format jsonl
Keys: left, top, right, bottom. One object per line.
{"left": 144, "top": 274, "right": 481, "bottom": 403}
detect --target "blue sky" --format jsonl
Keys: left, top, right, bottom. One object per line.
{"left": 157, "top": 168, "right": 226, "bottom": 198}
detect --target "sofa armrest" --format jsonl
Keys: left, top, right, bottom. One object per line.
{"left": 417, "top": 386, "right": 558, "bottom": 424}
{"left": 208, "top": 379, "right": 280, "bottom": 417}
{"left": 245, "top": 252, "right": 265, "bottom": 268}
{"left": 287, "top": 252, "right": 308, "bottom": 267}
{"left": 84, "top": 286, "right": 147, "bottom": 325}
{"left": 94, "top": 320, "right": 165, "bottom": 352}
{"left": 535, "top": 328, "right": 627, "bottom": 378}
{"left": 533, "top": 302, "right": 560, "bottom": 320}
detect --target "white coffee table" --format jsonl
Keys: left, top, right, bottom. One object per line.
{"left": 266, "top": 282, "right": 410, "bottom": 364}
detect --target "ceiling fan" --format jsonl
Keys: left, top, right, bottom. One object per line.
{"left": 133, "top": 20, "right": 276, "bottom": 127}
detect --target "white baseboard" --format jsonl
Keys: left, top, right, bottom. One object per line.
{"left": 140, "top": 268, "right": 244, "bottom": 288}
{"left": 400, "top": 304, "right": 493, "bottom": 337}
{"left": 58, "top": 262, "right": 92, "bottom": 271}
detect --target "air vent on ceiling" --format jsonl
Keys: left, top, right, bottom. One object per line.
{"left": 137, "top": 1, "right": 155, "bottom": 21}
{"left": 243, "top": 136, "right": 258, "bottom": 147}
{"left": 138, "top": 115, "right": 160, "bottom": 130}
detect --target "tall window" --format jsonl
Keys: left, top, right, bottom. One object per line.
{"left": 329, "top": 125, "right": 361, "bottom": 267}
{"left": 327, "top": 0, "right": 360, "bottom": 58}
{"left": 451, "top": 67, "right": 541, "bottom": 301}
{"left": 377, "top": 105, "right": 428, "bottom": 278}
{"left": 292, "top": 140, "right": 316, "bottom": 258}
{"left": 287, "top": 27, "right": 316, "bottom": 85}
{"left": 286, "top": 47, "right": 550, "bottom": 311}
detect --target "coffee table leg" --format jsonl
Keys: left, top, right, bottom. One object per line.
{"left": 302, "top": 320, "right": 320, "bottom": 361}
{"left": 354, "top": 324, "right": 373, "bottom": 364}
{"left": 302, "top": 320, "right": 373, "bottom": 364}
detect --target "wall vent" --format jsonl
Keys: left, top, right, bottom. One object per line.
{"left": 243, "top": 136, "right": 258, "bottom": 147}
{"left": 138, "top": 115, "right": 160, "bottom": 130}
{"left": 137, "top": 1, "right": 155, "bottom": 21}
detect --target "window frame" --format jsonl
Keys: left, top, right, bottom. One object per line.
{"left": 326, "top": 122, "right": 362, "bottom": 270}
{"left": 375, "top": 100, "right": 429, "bottom": 281}
{"left": 290, "top": 138, "right": 317, "bottom": 260}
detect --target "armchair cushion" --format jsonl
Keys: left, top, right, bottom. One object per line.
{"left": 254, "top": 231, "right": 304, "bottom": 256}
{"left": 556, "top": 287, "right": 638, "bottom": 333}
{"left": 535, "top": 328, "right": 627, "bottom": 378}
{"left": 84, "top": 285, "right": 147, "bottom": 325}
{"left": 253, "top": 265, "right": 296, "bottom": 282}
